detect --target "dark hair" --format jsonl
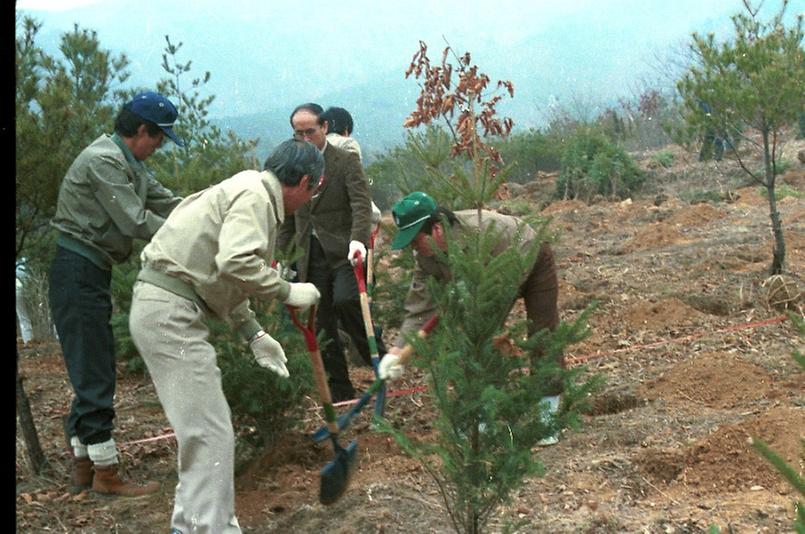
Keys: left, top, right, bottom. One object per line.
{"left": 289, "top": 103, "right": 324, "bottom": 127}
{"left": 114, "top": 108, "right": 162, "bottom": 138}
{"left": 321, "top": 106, "right": 354, "bottom": 136}
{"left": 263, "top": 138, "right": 324, "bottom": 188}
{"left": 420, "top": 206, "right": 460, "bottom": 236}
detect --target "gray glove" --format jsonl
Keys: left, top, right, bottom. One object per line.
{"left": 284, "top": 282, "right": 320, "bottom": 310}
{"left": 250, "top": 331, "right": 288, "bottom": 378}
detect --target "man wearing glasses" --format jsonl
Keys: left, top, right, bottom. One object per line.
{"left": 278, "top": 103, "right": 375, "bottom": 402}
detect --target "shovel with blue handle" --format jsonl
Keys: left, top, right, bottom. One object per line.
{"left": 310, "top": 313, "right": 440, "bottom": 443}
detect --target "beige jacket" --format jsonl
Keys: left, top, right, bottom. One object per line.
{"left": 327, "top": 133, "right": 363, "bottom": 161}
{"left": 139, "top": 170, "right": 291, "bottom": 339}
{"left": 394, "top": 209, "right": 538, "bottom": 347}
{"left": 51, "top": 134, "right": 182, "bottom": 268}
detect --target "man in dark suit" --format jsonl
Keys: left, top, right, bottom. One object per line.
{"left": 278, "top": 103, "right": 382, "bottom": 401}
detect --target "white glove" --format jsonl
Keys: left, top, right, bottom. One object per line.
{"left": 250, "top": 331, "right": 289, "bottom": 378}
{"left": 348, "top": 240, "right": 367, "bottom": 266}
{"left": 378, "top": 353, "right": 405, "bottom": 381}
{"left": 284, "top": 282, "right": 320, "bottom": 310}
{"left": 371, "top": 202, "right": 382, "bottom": 225}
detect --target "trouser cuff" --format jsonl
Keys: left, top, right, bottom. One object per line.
{"left": 70, "top": 436, "right": 88, "bottom": 458}
{"left": 87, "top": 438, "right": 118, "bottom": 466}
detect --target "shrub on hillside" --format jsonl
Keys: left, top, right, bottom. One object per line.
{"left": 494, "top": 129, "right": 564, "bottom": 184}
{"left": 556, "top": 131, "right": 644, "bottom": 201}
{"left": 650, "top": 150, "right": 675, "bottom": 169}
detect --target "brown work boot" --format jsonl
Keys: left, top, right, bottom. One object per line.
{"left": 69, "top": 456, "right": 93, "bottom": 493}
{"left": 91, "top": 464, "right": 160, "bottom": 497}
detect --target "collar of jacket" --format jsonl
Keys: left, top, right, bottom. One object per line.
{"left": 110, "top": 133, "right": 149, "bottom": 176}
{"left": 261, "top": 170, "right": 285, "bottom": 225}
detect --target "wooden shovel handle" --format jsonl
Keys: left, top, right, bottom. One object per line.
{"left": 397, "top": 314, "right": 440, "bottom": 366}
{"left": 287, "top": 306, "right": 339, "bottom": 432}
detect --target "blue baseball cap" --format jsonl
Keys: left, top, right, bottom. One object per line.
{"left": 124, "top": 92, "right": 184, "bottom": 147}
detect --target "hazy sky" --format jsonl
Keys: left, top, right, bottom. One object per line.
{"left": 15, "top": 0, "right": 805, "bottom": 126}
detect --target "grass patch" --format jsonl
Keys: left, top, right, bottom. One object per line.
{"left": 679, "top": 189, "right": 724, "bottom": 204}
{"left": 650, "top": 150, "right": 675, "bottom": 168}
{"left": 760, "top": 184, "right": 804, "bottom": 200}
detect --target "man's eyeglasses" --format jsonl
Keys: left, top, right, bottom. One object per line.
{"left": 294, "top": 127, "right": 319, "bottom": 139}
{"left": 311, "top": 174, "right": 326, "bottom": 196}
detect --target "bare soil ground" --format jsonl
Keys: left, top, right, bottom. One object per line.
{"left": 16, "top": 138, "right": 805, "bottom": 533}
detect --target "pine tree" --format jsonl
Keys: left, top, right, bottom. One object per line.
{"left": 676, "top": 0, "right": 805, "bottom": 274}
{"left": 378, "top": 40, "right": 600, "bottom": 533}
{"left": 15, "top": 16, "right": 130, "bottom": 261}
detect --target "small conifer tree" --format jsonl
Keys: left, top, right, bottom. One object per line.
{"left": 379, "top": 39, "right": 599, "bottom": 533}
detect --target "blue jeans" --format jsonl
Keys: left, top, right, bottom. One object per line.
{"left": 49, "top": 246, "right": 116, "bottom": 445}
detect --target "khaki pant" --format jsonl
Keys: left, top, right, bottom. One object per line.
{"left": 129, "top": 282, "right": 241, "bottom": 534}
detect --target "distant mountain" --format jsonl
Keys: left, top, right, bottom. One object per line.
{"left": 213, "top": 68, "right": 559, "bottom": 165}
{"left": 212, "top": 71, "right": 426, "bottom": 164}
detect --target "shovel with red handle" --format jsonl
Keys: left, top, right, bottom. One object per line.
{"left": 366, "top": 223, "right": 380, "bottom": 299}
{"left": 287, "top": 305, "right": 358, "bottom": 505}
{"left": 352, "top": 251, "right": 386, "bottom": 418}
{"left": 310, "top": 313, "right": 439, "bottom": 443}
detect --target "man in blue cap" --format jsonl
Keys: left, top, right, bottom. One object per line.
{"left": 49, "top": 91, "right": 184, "bottom": 496}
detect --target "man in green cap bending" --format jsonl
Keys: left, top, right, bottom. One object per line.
{"left": 379, "top": 191, "right": 563, "bottom": 445}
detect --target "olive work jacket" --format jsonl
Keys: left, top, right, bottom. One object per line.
{"left": 393, "top": 209, "right": 540, "bottom": 347}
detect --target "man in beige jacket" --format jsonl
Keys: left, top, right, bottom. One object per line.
{"left": 129, "top": 139, "right": 323, "bottom": 534}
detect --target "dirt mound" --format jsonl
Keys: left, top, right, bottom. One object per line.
{"left": 666, "top": 202, "right": 726, "bottom": 227}
{"left": 540, "top": 199, "right": 587, "bottom": 215}
{"left": 732, "top": 185, "right": 767, "bottom": 206}
{"left": 677, "top": 407, "right": 805, "bottom": 494}
{"left": 621, "top": 297, "right": 704, "bottom": 330}
{"left": 639, "top": 351, "right": 777, "bottom": 408}
{"left": 623, "top": 222, "right": 688, "bottom": 252}
{"left": 635, "top": 407, "right": 805, "bottom": 495}
{"left": 779, "top": 167, "right": 805, "bottom": 189}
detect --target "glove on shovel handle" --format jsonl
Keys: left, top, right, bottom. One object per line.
{"left": 310, "top": 313, "right": 440, "bottom": 442}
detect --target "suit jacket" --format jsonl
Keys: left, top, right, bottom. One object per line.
{"left": 278, "top": 142, "right": 372, "bottom": 282}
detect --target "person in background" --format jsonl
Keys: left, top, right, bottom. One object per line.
{"left": 320, "top": 105, "right": 386, "bottom": 358}
{"left": 49, "top": 91, "right": 184, "bottom": 496}
{"left": 278, "top": 103, "right": 376, "bottom": 401}
{"left": 379, "top": 191, "right": 563, "bottom": 445}
{"left": 16, "top": 258, "right": 34, "bottom": 346}
{"left": 698, "top": 100, "right": 726, "bottom": 162}
{"left": 129, "top": 138, "right": 323, "bottom": 534}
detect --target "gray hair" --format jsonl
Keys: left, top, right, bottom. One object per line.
{"left": 263, "top": 139, "right": 324, "bottom": 188}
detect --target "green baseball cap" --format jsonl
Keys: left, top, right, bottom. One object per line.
{"left": 391, "top": 191, "right": 437, "bottom": 249}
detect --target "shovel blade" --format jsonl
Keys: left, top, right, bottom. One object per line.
{"left": 319, "top": 439, "right": 358, "bottom": 505}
